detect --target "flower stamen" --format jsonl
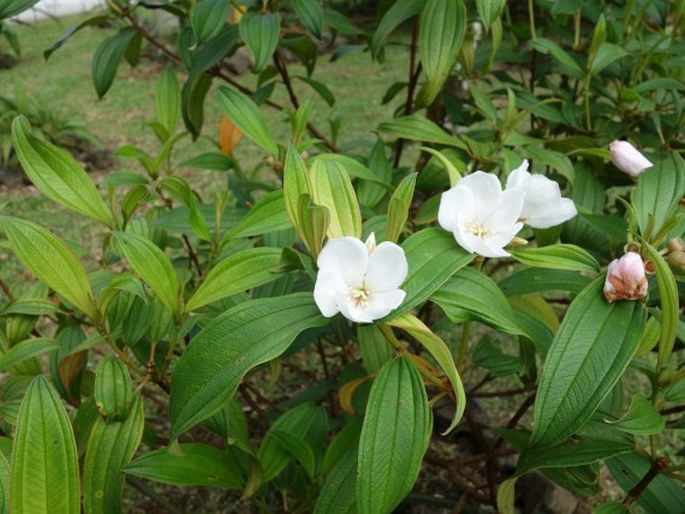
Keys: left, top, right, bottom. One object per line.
{"left": 469, "top": 222, "right": 489, "bottom": 238}
{"left": 351, "top": 285, "right": 370, "bottom": 307}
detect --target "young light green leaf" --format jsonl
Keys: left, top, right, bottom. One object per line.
{"left": 190, "top": 0, "right": 229, "bottom": 45}
{"left": 606, "top": 394, "right": 665, "bottom": 435}
{"left": 156, "top": 64, "right": 181, "bottom": 136}
{"left": 217, "top": 85, "right": 278, "bottom": 155}
{"left": 83, "top": 394, "right": 144, "bottom": 514}
{"left": 370, "top": 0, "right": 424, "bottom": 58}
{"left": 11, "top": 376, "right": 80, "bottom": 514}
{"left": 112, "top": 232, "right": 181, "bottom": 316}
{"left": 530, "top": 279, "right": 645, "bottom": 449}
{"left": 476, "top": 0, "right": 505, "bottom": 32}
{"left": 297, "top": 193, "right": 330, "bottom": 260}
{"left": 357, "top": 358, "right": 431, "bottom": 514}
{"left": 93, "top": 357, "right": 133, "bottom": 422}
{"left": 385, "top": 314, "right": 465, "bottom": 433}
{"left": 391, "top": 228, "right": 473, "bottom": 318}
{"left": 1, "top": 216, "right": 98, "bottom": 320}
{"left": 239, "top": 11, "right": 280, "bottom": 73}
{"left": 416, "top": 0, "right": 466, "bottom": 107}
{"left": 293, "top": 0, "right": 324, "bottom": 39}
{"left": 185, "top": 248, "right": 283, "bottom": 312}
{"left": 11, "top": 116, "right": 115, "bottom": 227}
{"left": 170, "top": 293, "right": 328, "bottom": 439}
{"left": 125, "top": 443, "right": 243, "bottom": 489}
{"left": 0, "top": 338, "right": 60, "bottom": 372}
{"left": 509, "top": 244, "right": 599, "bottom": 272}
{"left": 386, "top": 173, "right": 416, "bottom": 243}
{"left": 310, "top": 157, "right": 362, "bottom": 238}
{"left": 420, "top": 146, "right": 462, "bottom": 186}
{"left": 92, "top": 27, "right": 137, "bottom": 98}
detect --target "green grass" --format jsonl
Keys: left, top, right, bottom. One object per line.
{"left": 0, "top": 12, "right": 410, "bottom": 280}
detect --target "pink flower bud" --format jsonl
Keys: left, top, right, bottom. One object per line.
{"left": 609, "top": 140, "right": 652, "bottom": 178}
{"left": 603, "top": 252, "right": 648, "bottom": 303}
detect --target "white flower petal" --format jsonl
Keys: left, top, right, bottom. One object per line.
{"left": 317, "top": 237, "right": 368, "bottom": 286}
{"left": 458, "top": 171, "right": 502, "bottom": 206}
{"left": 483, "top": 221, "right": 523, "bottom": 255}
{"left": 335, "top": 290, "right": 374, "bottom": 323}
{"left": 473, "top": 236, "right": 511, "bottom": 258}
{"left": 484, "top": 188, "right": 525, "bottom": 229}
{"left": 364, "top": 289, "right": 406, "bottom": 319}
{"left": 313, "top": 269, "right": 346, "bottom": 317}
{"left": 526, "top": 197, "right": 577, "bottom": 228}
{"left": 438, "top": 186, "right": 473, "bottom": 232}
{"left": 365, "top": 242, "right": 408, "bottom": 292}
{"left": 505, "top": 160, "right": 530, "bottom": 189}
{"left": 610, "top": 140, "right": 653, "bottom": 177}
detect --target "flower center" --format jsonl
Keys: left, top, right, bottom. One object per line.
{"left": 351, "top": 285, "right": 371, "bottom": 308}
{"left": 469, "top": 222, "right": 489, "bottom": 238}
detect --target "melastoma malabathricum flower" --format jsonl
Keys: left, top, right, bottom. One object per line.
{"left": 313, "top": 234, "right": 408, "bottom": 323}
{"left": 438, "top": 171, "right": 525, "bottom": 258}
{"left": 603, "top": 252, "right": 648, "bottom": 303}
{"left": 505, "top": 160, "right": 577, "bottom": 229}
{"left": 609, "top": 140, "right": 653, "bottom": 178}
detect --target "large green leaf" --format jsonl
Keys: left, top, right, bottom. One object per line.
{"left": 217, "top": 85, "right": 278, "bottom": 155}
{"left": 293, "top": 0, "right": 324, "bottom": 39}
{"left": 509, "top": 244, "right": 599, "bottom": 272}
{"left": 224, "top": 190, "right": 291, "bottom": 239}
{"left": 498, "top": 268, "right": 592, "bottom": 297}
{"left": 169, "top": 293, "right": 328, "bottom": 439}
{"left": 0, "top": 338, "right": 60, "bottom": 372}
{"left": 390, "top": 228, "right": 473, "bottom": 318}
{"left": 239, "top": 11, "right": 280, "bottom": 73}
{"left": 314, "top": 448, "right": 357, "bottom": 514}
{"left": 378, "top": 114, "right": 465, "bottom": 148}
{"left": 10, "top": 377, "right": 80, "bottom": 514}
{"left": 92, "top": 27, "right": 137, "bottom": 98}
{"left": 357, "top": 357, "right": 431, "bottom": 514}
{"left": 386, "top": 314, "right": 465, "bottom": 433}
{"left": 83, "top": 394, "right": 144, "bottom": 514}
{"left": 190, "top": 0, "right": 229, "bottom": 44}
{"left": 431, "top": 267, "right": 523, "bottom": 335}
{"left": 1, "top": 217, "right": 98, "bottom": 320}
{"left": 112, "top": 232, "right": 181, "bottom": 316}
{"left": 416, "top": 0, "right": 466, "bottom": 106}
{"left": 185, "top": 248, "right": 283, "bottom": 312}
{"left": 0, "top": 0, "right": 39, "bottom": 19}
{"left": 632, "top": 154, "right": 685, "bottom": 240}
{"left": 125, "top": 443, "right": 243, "bottom": 489}
{"left": 11, "top": 116, "right": 115, "bottom": 228}
{"left": 156, "top": 64, "right": 181, "bottom": 136}
{"left": 370, "top": 0, "right": 425, "bottom": 58}
{"left": 385, "top": 173, "right": 416, "bottom": 243}
{"left": 530, "top": 279, "right": 645, "bottom": 449}
{"left": 0, "top": 451, "right": 8, "bottom": 514}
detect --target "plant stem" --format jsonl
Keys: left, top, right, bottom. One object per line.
{"left": 528, "top": 0, "right": 537, "bottom": 40}
{"left": 622, "top": 457, "right": 668, "bottom": 507}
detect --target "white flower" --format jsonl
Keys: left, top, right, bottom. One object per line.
{"left": 438, "top": 171, "right": 524, "bottom": 258}
{"left": 609, "top": 140, "right": 652, "bottom": 177}
{"left": 603, "top": 252, "right": 648, "bottom": 303}
{"left": 505, "top": 160, "right": 577, "bottom": 229}
{"left": 313, "top": 234, "right": 408, "bottom": 323}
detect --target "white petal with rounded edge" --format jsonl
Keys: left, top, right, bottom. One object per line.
{"left": 505, "top": 160, "right": 530, "bottom": 189}
{"left": 526, "top": 197, "right": 577, "bottom": 228}
{"left": 364, "top": 289, "right": 406, "bottom": 318}
{"left": 335, "top": 290, "right": 374, "bottom": 323}
{"left": 317, "top": 237, "right": 368, "bottom": 286}
{"left": 365, "top": 242, "right": 409, "bottom": 292}
{"left": 484, "top": 188, "right": 525, "bottom": 229}
{"left": 313, "top": 269, "right": 347, "bottom": 317}
{"left": 458, "top": 171, "right": 502, "bottom": 207}
{"left": 438, "top": 186, "right": 473, "bottom": 232}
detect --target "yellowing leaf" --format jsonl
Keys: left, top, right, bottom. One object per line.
{"left": 219, "top": 115, "right": 243, "bottom": 156}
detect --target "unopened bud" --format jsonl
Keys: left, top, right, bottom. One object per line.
{"left": 667, "top": 237, "right": 685, "bottom": 252}
{"left": 603, "top": 252, "right": 648, "bottom": 303}
{"left": 609, "top": 140, "right": 653, "bottom": 178}
{"left": 666, "top": 250, "right": 685, "bottom": 272}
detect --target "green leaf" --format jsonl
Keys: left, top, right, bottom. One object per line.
{"left": 268, "top": 430, "right": 317, "bottom": 479}
{"left": 416, "top": 0, "right": 466, "bottom": 107}
{"left": 378, "top": 114, "right": 465, "bottom": 148}
{"left": 0, "top": 338, "right": 60, "bottom": 372}
{"left": 357, "top": 357, "right": 431, "bottom": 514}
{"left": 217, "top": 85, "right": 278, "bottom": 155}
{"left": 524, "top": 146, "right": 575, "bottom": 185}
{"left": 170, "top": 293, "right": 327, "bottom": 439}
{"left": 0, "top": 451, "right": 8, "bottom": 514}
{"left": 530, "top": 279, "right": 645, "bottom": 449}
{"left": 0, "top": 0, "right": 39, "bottom": 19}
{"left": 182, "top": 72, "right": 212, "bottom": 138}
{"left": 632, "top": 154, "right": 685, "bottom": 241}
{"left": 358, "top": 324, "right": 393, "bottom": 373}
{"left": 310, "top": 156, "right": 362, "bottom": 238}
{"left": 224, "top": 190, "right": 292, "bottom": 239}
{"left": 297, "top": 193, "right": 330, "bottom": 260}
{"left": 509, "top": 244, "right": 599, "bottom": 272}
{"left": 498, "top": 268, "right": 592, "bottom": 297}
{"left": 181, "top": 152, "right": 234, "bottom": 171}
{"left": 112, "top": 232, "right": 181, "bottom": 316}
{"left": 385, "top": 315, "right": 465, "bottom": 433}
{"left": 239, "top": 11, "right": 280, "bottom": 74}
{"left": 83, "top": 394, "right": 144, "bottom": 514}
{"left": 606, "top": 394, "right": 664, "bottom": 435}
{"left": 497, "top": 478, "right": 517, "bottom": 514}
{"left": 11, "top": 116, "right": 115, "bottom": 227}
{"left": 1, "top": 217, "right": 98, "bottom": 319}
{"left": 294, "top": 75, "right": 335, "bottom": 106}
{"left": 358, "top": 139, "right": 392, "bottom": 208}
{"left": 92, "top": 27, "right": 137, "bottom": 98}
{"left": 125, "top": 443, "right": 243, "bottom": 489}
{"left": 420, "top": 146, "right": 462, "bottom": 186}
{"left": 432, "top": 267, "right": 523, "bottom": 335}
{"left": 643, "top": 242, "right": 679, "bottom": 368}
{"left": 10, "top": 377, "right": 80, "bottom": 514}
{"left": 475, "top": 0, "right": 505, "bottom": 31}
{"left": 386, "top": 173, "right": 416, "bottom": 243}
{"left": 314, "top": 448, "right": 357, "bottom": 514}
{"left": 283, "top": 145, "right": 312, "bottom": 236}
{"left": 93, "top": 357, "right": 133, "bottom": 422}
{"left": 310, "top": 153, "right": 392, "bottom": 190}
{"left": 590, "top": 43, "right": 626, "bottom": 76}
{"left": 44, "top": 14, "right": 112, "bottom": 60}
{"left": 190, "top": 0, "right": 229, "bottom": 45}
{"left": 156, "top": 64, "right": 181, "bottom": 136}
{"left": 293, "top": 0, "right": 324, "bottom": 39}
{"left": 531, "top": 38, "right": 582, "bottom": 78}
{"left": 370, "top": 0, "right": 424, "bottom": 58}
{"left": 392, "top": 228, "right": 473, "bottom": 318}
{"left": 186, "top": 248, "right": 283, "bottom": 312}
{"left": 0, "top": 298, "right": 59, "bottom": 316}
{"left": 607, "top": 452, "right": 685, "bottom": 513}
